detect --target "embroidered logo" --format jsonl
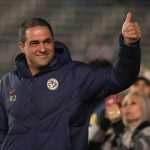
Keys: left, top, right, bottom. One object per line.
{"left": 9, "top": 89, "right": 16, "bottom": 95}
{"left": 9, "top": 89, "right": 16, "bottom": 102}
{"left": 47, "top": 78, "right": 59, "bottom": 90}
{"left": 10, "top": 95, "right": 16, "bottom": 102}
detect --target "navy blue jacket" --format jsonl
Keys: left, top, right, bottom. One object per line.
{"left": 0, "top": 35, "right": 140, "bottom": 150}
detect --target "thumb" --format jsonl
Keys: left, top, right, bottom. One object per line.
{"left": 125, "top": 12, "right": 133, "bottom": 23}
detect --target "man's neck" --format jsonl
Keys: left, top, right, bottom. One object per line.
{"left": 28, "top": 65, "right": 40, "bottom": 76}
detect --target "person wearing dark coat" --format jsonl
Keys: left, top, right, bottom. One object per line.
{"left": 0, "top": 12, "right": 141, "bottom": 150}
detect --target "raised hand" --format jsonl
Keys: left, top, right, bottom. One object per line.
{"left": 122, "top": 12, "right": 142, "bottom": 45}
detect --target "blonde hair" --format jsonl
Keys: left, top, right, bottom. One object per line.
{"left": 122, "top": 92, "right": 150, "bottom": 127}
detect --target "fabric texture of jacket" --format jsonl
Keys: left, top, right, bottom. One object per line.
{"left": 0, "top": 35, "right": 141, "bottom": 150}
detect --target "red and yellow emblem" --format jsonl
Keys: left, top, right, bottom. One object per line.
{"left": 47, "top": 78, "right": 59, "bottom": 90}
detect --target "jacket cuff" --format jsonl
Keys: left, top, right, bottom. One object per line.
{"left": 119, "top": 34, "right": 141, "bottom": 60}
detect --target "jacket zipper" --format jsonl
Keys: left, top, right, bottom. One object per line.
{"left": 30, "top": 78, "right": 35, "bottom": 150}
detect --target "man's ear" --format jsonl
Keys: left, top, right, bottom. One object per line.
{"left": 18, "top": 42, "right": 25, "bottom": 53}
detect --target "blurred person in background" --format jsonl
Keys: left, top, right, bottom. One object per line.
{"left": 88, "top": 94, "right": 124, "bottom": 150}
{"left": 121, "top": 92, "right": 150, "bottom": 150}
{"left": 88, "top": 59, "right": 112, "bottom": 150}
{"left": 0, "top": 12, "right": 141, "bottom": 150}
{"left": 129, "top": 77, "right": 150, "bottom": 97}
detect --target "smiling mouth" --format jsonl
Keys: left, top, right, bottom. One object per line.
{"left": 37, "top": 55, "right": 48, "bottom": 58}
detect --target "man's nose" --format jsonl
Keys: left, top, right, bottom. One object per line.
{"left": 39, "top": 43, "right": 46, "bottom": 52}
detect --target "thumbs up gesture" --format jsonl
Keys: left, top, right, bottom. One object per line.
{"left": 122, "top": 12, "right": 142, "bottom": 45}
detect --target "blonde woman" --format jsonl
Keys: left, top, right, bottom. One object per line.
{"left": 121, "top": 92, "right": 150, "bottom": 150}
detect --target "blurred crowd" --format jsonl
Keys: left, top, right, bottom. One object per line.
{"left": 88, "top": 59, "right": 150, "bottom": 150}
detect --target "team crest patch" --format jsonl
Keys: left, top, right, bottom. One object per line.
{"left": 47, "top": 78, "right": 59, "bottom": 90}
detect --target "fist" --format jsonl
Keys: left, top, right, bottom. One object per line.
{"left": 122, "top": 12, "right": 142, "bottom": 45}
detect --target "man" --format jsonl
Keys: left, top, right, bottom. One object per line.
{"left": 129, "top": 76, "right": 150, "bottom": 97}
{"left": 0, "top": 12, "right": 141, "bottom": 150}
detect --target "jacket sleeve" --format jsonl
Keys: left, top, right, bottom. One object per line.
{"left": 100, "top": 34, "right": 141, "bottom": 97}
{"left": 75, "top": 34, "right": 141, "bottom": 102}
{"left": 0, "top": 80, "right": 8, "bottom": 149}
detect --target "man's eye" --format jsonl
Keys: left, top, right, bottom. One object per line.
{"left": 44, "top": 40, "right": 51, "bottom": 44}
{"left": 30, "top": 42, "right": 39, "bottom": 46}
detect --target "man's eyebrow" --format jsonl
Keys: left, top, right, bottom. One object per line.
{"left": 29, "top": 40, "right": 39, "bottom": 44}
{"left": 43, "top": 38, "right": 52, "bottom": 41}
{"left": 29, "top": 38, "right": 52, "bottom": 43}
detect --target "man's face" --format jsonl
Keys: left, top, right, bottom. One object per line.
{"left": 19, "top": 26, "right": 54, "bottom": 75}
